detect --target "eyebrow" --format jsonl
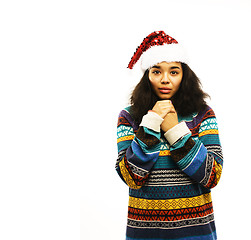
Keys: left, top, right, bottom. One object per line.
{"left": 152, "top": 65, "right": 161, "bottom": 69}
{"left": 170, "top": 66, "right": 181, "bottom": 69}
{"left": 151, "top": 65, "right": 181, "bottom": 69}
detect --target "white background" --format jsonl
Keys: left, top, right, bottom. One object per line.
{"left": 0, "top": 0, "right": 251, "bottom": 239}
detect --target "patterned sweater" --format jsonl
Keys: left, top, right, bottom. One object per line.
{"left": 116, "top": 105, "right": 223, "bottom": 240}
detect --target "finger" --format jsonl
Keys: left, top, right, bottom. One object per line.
{"left": 165, "top": 108, "right": 175, "bottom": 113}
{"left": 162, "top": 105, "right": 174, "bottom": 110}
{"left": 161, "top": 104, "right": 173, "bottom": 109}
{"left": 161, "top": 109, "right": 175, "bottom": 117}
{"left": 159, "top": 100, "right": 172, "bottom": 105}
{"left": 166, "top": 106, "right": 176, "bottom": 113}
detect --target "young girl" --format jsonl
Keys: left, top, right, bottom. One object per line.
{"left": 116, "top": 31, "right": 223, "bottom": 240}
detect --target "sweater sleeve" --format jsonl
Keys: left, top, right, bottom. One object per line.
{"left": 115, "top": 109, "right": 163, "bottom": 189}
{"left": 166, "top": 107, "right": 223, "bottom": 189}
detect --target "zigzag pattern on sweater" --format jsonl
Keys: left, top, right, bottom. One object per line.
{"left": 116, "top": 106, "right": 223, "bottom": 240}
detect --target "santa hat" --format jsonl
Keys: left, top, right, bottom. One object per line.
{"left": 128, "top": 31, "right": 189, "bottom": 71}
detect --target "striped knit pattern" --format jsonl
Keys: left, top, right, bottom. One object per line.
{"left": 116, "top": 105, "right": 223, "bottom": 240}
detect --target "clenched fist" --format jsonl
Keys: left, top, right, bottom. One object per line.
{"left": 161, "top": 111, "right": 179, "bottom": 132}
{"left": 152, "top": 100, "right": 175, "bottom": 119}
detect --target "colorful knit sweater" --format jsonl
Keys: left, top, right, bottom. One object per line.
{"left": 116, "top": 105, "right": 223, "bottom": 240}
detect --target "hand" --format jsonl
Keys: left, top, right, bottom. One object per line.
{"left": 160, "top": 105, "right": 179, "bottom": 132}
{"left": 152, "top": 100, "right": 175, "bottom": 119}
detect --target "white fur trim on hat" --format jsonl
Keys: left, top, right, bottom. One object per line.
{"left": 140, "top": 44, "right": 189, "bottom": 72}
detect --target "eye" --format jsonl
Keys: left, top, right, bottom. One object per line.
{"left": 170, "top": 71, "right": 178, "bottom": 75}
{"left": 152, "top": 70, "right": 161, "bottom": 75}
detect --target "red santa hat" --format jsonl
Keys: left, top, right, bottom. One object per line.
{"left": 128, "top": 31, "right": 189, "bottom": 71}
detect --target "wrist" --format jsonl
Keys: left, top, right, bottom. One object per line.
{"left": 164, "top": 122, "right": 191, "bottom": 145}
{"left": 161, "top": 122, "right": 178, "bottom": 132}
{"left": 140, "top": 111, "right": 164, "bottom": 132}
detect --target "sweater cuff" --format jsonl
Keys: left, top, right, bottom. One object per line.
{"left": 140, "top": 111, "right": 164, "bottom": 132}
{"left": 164, "top": 121, "right": 191, "bottom": 145}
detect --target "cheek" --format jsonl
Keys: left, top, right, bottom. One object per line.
{"left": 149, "top": 76, "right": 159, "bottom": 89}
{"left": 173, "top": 77, "right": 183, "bottom": 89}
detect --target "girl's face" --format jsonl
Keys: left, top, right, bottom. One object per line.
{"left": 148, "top": 61, "right": 183, "bottom": 100}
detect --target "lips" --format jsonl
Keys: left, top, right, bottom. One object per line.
{"left": 159, "top": 88, "right": 171, "bottom": 94}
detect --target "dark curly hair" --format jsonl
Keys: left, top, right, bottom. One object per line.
{"left": 130, "top": 63, "right": 210, "bottom": 124}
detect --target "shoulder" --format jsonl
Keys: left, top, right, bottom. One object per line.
{"left": 189, "top": 105, "right": 216, "bottom": 122}
{"left": 118, "top": 106, "right": 131, "bottom": 116}
{"left": 198, "top": 105, "right": 217, "bottom": 122}
{"left": 184, "top": 105, "right": 218, "bottom": 134}
{"left": 179, "top": 105, "right": 215, "bottom": 122}
{"left": 118, "top": 106, "right": 139, "bottom": 130}
{"left": 195, "top": 106, "right": 219, "bottom": 133}
{"left": 118, "top": 106, "right": 132, "bottom": 121}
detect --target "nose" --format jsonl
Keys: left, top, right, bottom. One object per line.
{"left": 161, "top": 72, "right": 170, "bottom": 84}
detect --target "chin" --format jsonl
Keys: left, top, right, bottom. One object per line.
{"left": 159, "top": 94, "right": 172, "bottom": 100}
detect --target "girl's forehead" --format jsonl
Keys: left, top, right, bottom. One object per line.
{"left": 151, "top": 62, "right": 182, "bottom": 69}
